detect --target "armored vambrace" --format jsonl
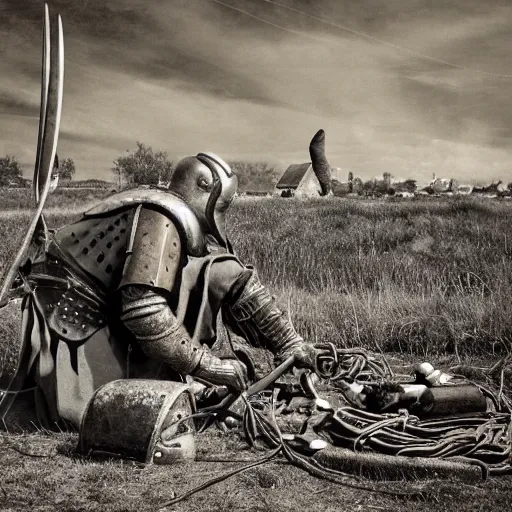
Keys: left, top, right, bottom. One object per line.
{"left": 224, "top": 269, "right": 310, "bottom": 365}
{"left": 120, "top": 286, "right": 247, "bottom": 390}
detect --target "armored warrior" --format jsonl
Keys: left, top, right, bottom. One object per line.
{"left": 0, "top": 5, "right": 318, "bottom": 432}
{"left": 0, "top": 152, "right": 318, "bottom": 430}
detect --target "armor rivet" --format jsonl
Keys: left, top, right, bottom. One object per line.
{"left": 62, "top": 315, "right": 66, "bottom": 319}
{"left": 57, "top": 302, "right": 61, "bottom": 306}
{"left": 64, "top": 307, "right": 68, "bottom": 311}
{"left": 75, "top": 311, "right": 79, "bottom": 316}
{"left": 81, "top": 324, "right": 86, "bottom": 329}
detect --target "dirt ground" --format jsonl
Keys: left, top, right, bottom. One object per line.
{"left": 1, "top": 352, "right": 510, "bottom": 511}
{"left": 0, "top": 425, "right": 510, "bottom": 512}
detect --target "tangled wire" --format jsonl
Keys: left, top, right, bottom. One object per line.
{"left": 257, "top": 346, "right": 512, "bottom": 475}
{"left": 159, "top": 347, "right": 512, "bottom": 509}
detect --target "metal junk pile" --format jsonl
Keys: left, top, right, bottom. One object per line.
{"left": 226, "top": 346, "right": 512, "bottom": 480}
{"left": 80, "top": 344, "right": 512, "bottom": 498}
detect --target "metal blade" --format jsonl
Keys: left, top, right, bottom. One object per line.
{"left": 33, "top": 3, "right": 50, "bottom": 205}
{"left": 37, "top": 11, "right": 63, "bottom": 201}
{"left": 0, "top": 8, "right": 64, "bottom": 307}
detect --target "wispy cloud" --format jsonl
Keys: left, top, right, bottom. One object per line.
{"left": 1, "top": 0, "right": 511, "bottom": 184}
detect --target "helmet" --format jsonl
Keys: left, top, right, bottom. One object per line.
{"left": 79, "top": 379, "right": 196, "bottom": 464}
{"left": 169, "top": 152, "right": 237, "bottom": 247}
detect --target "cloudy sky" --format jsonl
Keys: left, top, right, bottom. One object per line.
{"left": 1, "top": 0, "right": 512, "bottom": 184}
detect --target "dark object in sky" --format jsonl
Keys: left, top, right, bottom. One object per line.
{"left": 309, "top": 129, "right": 332, "bottom": 196}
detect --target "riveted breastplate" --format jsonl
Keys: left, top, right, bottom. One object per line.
{"left": 52, "top": 209, "right": 134, "bottom": 292}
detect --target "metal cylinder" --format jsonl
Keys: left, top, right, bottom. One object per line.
{"left": 79, "top": 379, "right": 196, "bottom": 464}
{"left": 313, "top": 446, "right": 483, "bottom": 481}
{"left": 425, "top": 384, "right": 487, "bottom": 417}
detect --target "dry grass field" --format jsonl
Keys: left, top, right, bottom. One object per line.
{"left": 1, "top": 188, "right": 511, "bottom": 511}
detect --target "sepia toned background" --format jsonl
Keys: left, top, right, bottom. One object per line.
{"left": 1, "top": 0, "right": 512, "bottom": 184}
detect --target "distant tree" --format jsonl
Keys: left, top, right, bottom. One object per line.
{"left": 352, "top": 177, "right": 364, "bottom": 194}
{"left": 393, "top": 179, "right": 417, "bottom": 194}
{"left": 228, "top": 161, "right": 278, "bottom": 193}
{"left": 112, "top": 142, "right": 174, "bottom": 187}
{"left": 0, "top": 155, "right": 23, "bottom": 186}
{"left": 60, "top": 158, "right": 76, "bottom": 180}
{"left": 362, "top": 179, "right": 376, "bottom": 194}
{"left": 375, "top": 179, "right": 390, "bottom": 195}
{"left": 403, "top": 179, "right": 417, "bottom": 193}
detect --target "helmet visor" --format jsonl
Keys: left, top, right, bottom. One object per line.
{"left": 197, "top": 152, "right": 237, "bottom": 245}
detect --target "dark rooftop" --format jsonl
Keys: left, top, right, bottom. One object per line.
{"left": 275, "top": 163, "right": 311, "bottom": 189}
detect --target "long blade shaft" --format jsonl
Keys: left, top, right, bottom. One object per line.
{"left": 0, "top": 6, "right": 64, "bottom": 306}
{"left": 33, "top": 3, "right": 50, "bottom": 205}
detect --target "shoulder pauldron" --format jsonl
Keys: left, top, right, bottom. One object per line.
{"left": 119, "top": 207, "right": 182, "bottom": 291}
{"left": 84, "top": 189, "right": 206, "bottom": 257}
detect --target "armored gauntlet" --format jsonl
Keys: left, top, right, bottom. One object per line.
{"left": 193, "top": 349, "right": 248, "bottom": 391}
{"left": 224, "top": 269, "right": 317, "bottom": 369}
{"left": 121, "top": 286, "right": 248, "bottom": 391}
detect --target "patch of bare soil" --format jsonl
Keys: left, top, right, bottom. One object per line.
{"left": 0, "top": 428, "right": 511, "bottom": 512}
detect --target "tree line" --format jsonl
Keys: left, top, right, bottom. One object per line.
{"left": 111, "top": 142, "right": 278, "bottom": 191}
{"left": 4, "top": 144, "right": 512, "bottom": 195}
{"left": 0, "top": 154, "right": 76, "bottom": 186}
{"left": 0, "top": 142, "right": 277, "bottom": 190}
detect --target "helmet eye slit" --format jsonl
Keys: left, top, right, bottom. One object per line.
{"left": 197, "top": 177, "right": 213, "bottom": 191}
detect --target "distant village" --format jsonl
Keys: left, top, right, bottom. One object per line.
{"left": 6, "top": 168, "right": 510, "bottom": 200}
{"left": 270, "top": 166, "right": 511, "bottom": 199}
{"left": 263, "top": 129, "right": 512, "bottom": 200}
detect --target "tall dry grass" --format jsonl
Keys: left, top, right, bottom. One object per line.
{"left": 0, "top": 188, "right": 111, "bottom": 210}
{"left": 1, "top": 192, "right": 511, "bottom": 382}
{"left": 228, "top": 197, "right": 512, "bottom": 357}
